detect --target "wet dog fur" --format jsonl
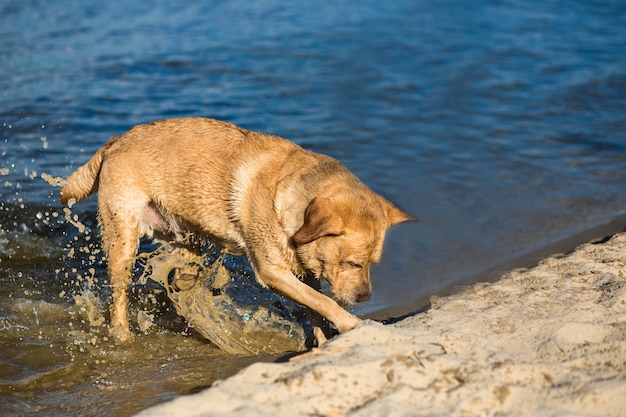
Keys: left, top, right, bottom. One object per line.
{"left": 60, "top": 118, "right": 415, "bottom": 344}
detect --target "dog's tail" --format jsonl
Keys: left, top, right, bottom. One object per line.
{"left": 60, "top": 143, "right": 108, "bottom": 205}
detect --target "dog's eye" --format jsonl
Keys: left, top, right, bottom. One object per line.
{"left": 340, "top": 261, "right": 364, "bottom": 270}
{"left": 347, "top": 261, "right": 363, "bottom": 270}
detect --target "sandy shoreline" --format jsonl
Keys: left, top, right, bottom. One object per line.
{"left": 137, "top": 232, "right": 626, "bottom": 417}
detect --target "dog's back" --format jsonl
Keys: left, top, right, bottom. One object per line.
{"left": 62, "top": 118, "right": 288, "bottom": 200}
{"left": 61, "top": 117, "right": 315, "bottom": 251}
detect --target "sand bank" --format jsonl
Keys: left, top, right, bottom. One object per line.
{"left": 137, "top": 232, "right": 626, "bottom": 417}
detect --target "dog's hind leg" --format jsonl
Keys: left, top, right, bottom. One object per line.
{"left": 98, "top": 193, "right": 142, "bottom": 342}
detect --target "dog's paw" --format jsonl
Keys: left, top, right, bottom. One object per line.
{"left": 108, "top": 324, "right": 134, "bottom": 343}
{"left": 313, "top": 326, "right": 329, "bottom": 346}
{"left": 335, "top": 315, "right": 362, "bottom": 333}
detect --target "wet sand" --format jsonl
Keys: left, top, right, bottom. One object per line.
{"left": 137, "top": 231, "right": 626, "bottom": 417}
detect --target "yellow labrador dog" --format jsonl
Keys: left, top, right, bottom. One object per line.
{"left": 61, "top": 118, "right": 414, "bottom": 344}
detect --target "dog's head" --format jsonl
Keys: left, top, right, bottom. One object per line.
{"left": 292, "top": 193, "right": 415, "bottom": 305}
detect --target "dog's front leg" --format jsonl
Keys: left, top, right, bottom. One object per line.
{"left": 254, "top": 263, "right": 362, "bottom": 341}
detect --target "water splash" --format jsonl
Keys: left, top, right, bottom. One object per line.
{"left": 40, "top": 172, "right": 65, "bottom": 188}
{"left": 138, "top": 245, "right": 309, "bottom": 354}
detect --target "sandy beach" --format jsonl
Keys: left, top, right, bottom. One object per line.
{"left": 137, "top": 232, "right": 626, "bottom": 417}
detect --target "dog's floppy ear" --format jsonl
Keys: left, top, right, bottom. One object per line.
{"left": 292, "top": 197, "right": 344, "bottom": 245}
{"left": 383, "top": 200, "right": 417, "bottom": 227}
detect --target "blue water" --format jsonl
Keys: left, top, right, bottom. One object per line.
{"left": 1, "top": 0, "right": 626, "bottom": 415}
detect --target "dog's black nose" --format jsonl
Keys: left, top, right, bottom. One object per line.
{"left": 356, "top": 292, "right": 371, "bottom": 302}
